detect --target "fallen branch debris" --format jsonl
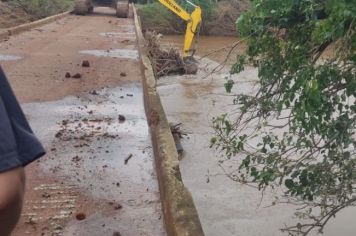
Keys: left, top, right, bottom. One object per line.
{"left": 145, "top": 31, "right": 186, "bottom": 78}
{"left": 124, "top": 153, "right": 133, "bottom": 165}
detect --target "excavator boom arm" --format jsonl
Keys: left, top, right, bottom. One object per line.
{"left": 158, "top": 0, "right": 191, "bottom": 21}
{"left": 158, "top": 0, "right": 202, "bottom": 57}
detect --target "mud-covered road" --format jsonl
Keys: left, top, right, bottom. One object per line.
{"left": 0, "top": 7, "right": 165, "bottom": 236}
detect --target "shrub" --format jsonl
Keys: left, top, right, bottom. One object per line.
{"left": 8, "top": 0, "right": 74, "bottom": 19}
{"left": 137, "top": 0, "right": 217, "bottom": 34}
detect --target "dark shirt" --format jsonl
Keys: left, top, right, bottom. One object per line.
{"left": 0, "top": 67, "right": 45, "bottom": 172}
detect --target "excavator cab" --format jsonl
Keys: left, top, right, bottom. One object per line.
{"left": 74, "top": 0, "right": 129, "bottom": 18}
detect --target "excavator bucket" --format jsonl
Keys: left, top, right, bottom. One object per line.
{"left": 74, "top": 0, "right": 129, "bottom": 18}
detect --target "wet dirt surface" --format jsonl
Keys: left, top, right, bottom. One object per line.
{"left": 15, "top": 86, "right": 165, "bottom": 236}
{"left": 0, "top": 7, "right": 140, "bottom": 103}
{"left": 0, "top": 54, "right": 22, "bottom": 61}
{"left": 1, "top": 7, "right": 166, "bottom": 236}
{"left": 80, "top": 49, "right": 139, "bottom": 60}
{"left": 157, "top": 58, "right": 356, "bottom": 236}
{"left": 99, "top": 31, "right": 136, "bottom": 39}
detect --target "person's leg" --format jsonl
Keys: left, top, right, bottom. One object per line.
{"left": 0, "top": 167, "right": 25, "bottom": 236}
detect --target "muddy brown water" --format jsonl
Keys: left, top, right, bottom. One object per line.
{"left": 158, "top": 36, "right": 355, "bottom": 236}
{"left": 157, "top": 58, "right": 356, "bottom": 236}
{"left": 161, "top": 35, "right": 246, "bottom": 65}
{"left": 162, "top": 34, "right": 334, "bottom": 64}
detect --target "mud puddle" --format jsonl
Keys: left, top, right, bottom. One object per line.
{"left": 99, "top": 32, "right": 135, "bottom": 39}
{"left": 80, "top": 49, "right": 139, "bottom": 60}
{"left": 0, "top": 54, "right": 22, "bottom": 61}
{"left": 21, "top": 85, "right": 166, "bottom": 236}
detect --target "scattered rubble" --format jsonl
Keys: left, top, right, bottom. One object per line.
{"left": 41, "top": 192, "right": 51, "bottom": 198}
{"left": 124, "top": 154, "right": 133, "bottom": 165}
{"left": 54, "top": 116, "right": 117, "bottom": 144}
{"left": 55, "top": 130, "right": 63, "bottom": 138}
{"left": 114, "top": 204, "right": 123, "bottom": 210}
{"left": 89, "top": 90, "right": 99, "bottom": 95}
{"left": 72, "top": 155, "right": 81, "bottom": 163}
{"left": 72, "top": 73, "right": 82, "bottom": 79}
{"left": 65, "top": 72, "right": 71, "bottom": 78}
{"left": 118, "top": 115, "right": 126, "bottom": 123}
{"left": 82, "top": 60, "right": 90, "bottom": 67}
{"left": 75, "top": 213, "right": 86, "bottom": 221}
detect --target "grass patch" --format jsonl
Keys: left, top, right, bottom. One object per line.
{"left": 8, "top": 0, "right": 74, "bottom": 19}
{"left": 137, "top": 2, "right": 185, "bottom": 34}
{"left": 137, "top": 0, "right": 217, "bottom": 34}
{"left": 136, "top": 0, "right": 249, "bottom": 36}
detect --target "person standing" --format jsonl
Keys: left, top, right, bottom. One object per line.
{"left": 0, "top": 66, "right": 45, "bottom": 235}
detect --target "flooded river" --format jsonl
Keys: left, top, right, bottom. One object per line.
{"left": 161, "top": 34, "right": 334, "bottom": 64}
{"left": 161, "top": 35, "right": 246, "bottom": 65}
{"left": 158, "top": 34, "right": 356, "bottom": 236}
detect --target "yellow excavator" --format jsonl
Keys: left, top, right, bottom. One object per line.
{"left": 157, "top": 0, "right": 202, "bottom": 58}
{"left": 74, "top": 0, "right": 202, "bottom": 59}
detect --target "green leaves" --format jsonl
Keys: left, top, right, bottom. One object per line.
{"left": 224, "top": 79, "right": 235, "bottom": 93}
{"left": 230, "top": 55, "right": 246, "bottom": 74}
{"left": 213, "top": 0, "right": 356, "bottom": 234}
{"left": 285, "top": 179, "right": 294, "bottom": 189}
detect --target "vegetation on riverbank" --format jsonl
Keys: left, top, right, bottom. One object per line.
{"left": 136, "top": 0, "right": 249, "bottom": 36}
{"left": 212, "top": 0, "right": 356, "bottom": 235}
{"left": 0, "top": 0, "right": 73, "bottom": 28}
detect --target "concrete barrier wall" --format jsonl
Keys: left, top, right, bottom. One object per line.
{"left": 0, "top": 11, "right": 71, "bottom": 41}
{"left": 133, "top": 5, "right": 205, "bottom": 236}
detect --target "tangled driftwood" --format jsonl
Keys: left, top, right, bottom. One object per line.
{"left": 145, "top": 31, "right": 186, "bottom": 78}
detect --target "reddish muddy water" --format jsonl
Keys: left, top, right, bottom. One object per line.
{"left": 162, "top": 35, "right": 246, "bottom": 65}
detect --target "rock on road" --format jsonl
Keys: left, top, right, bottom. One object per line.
{"left": 0, "top": 7, "right": 166, "bottom": 236}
